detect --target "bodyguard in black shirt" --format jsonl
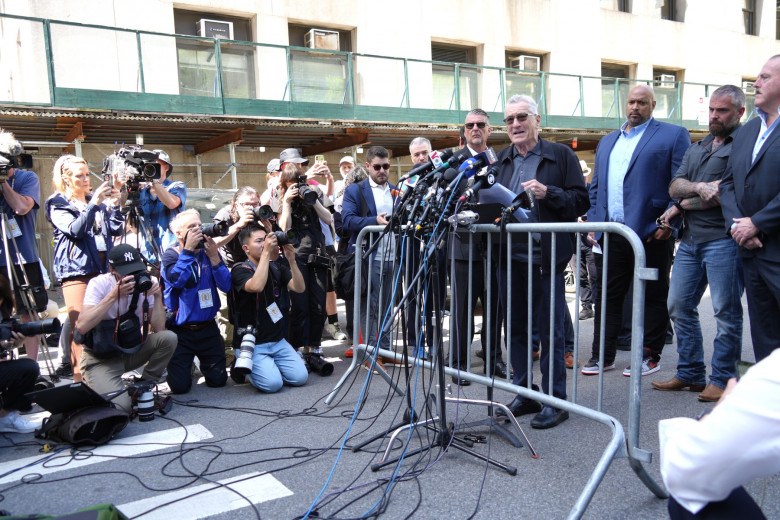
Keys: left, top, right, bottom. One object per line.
{"left": 231, "top": 224, "right": 308, "bottom": 393}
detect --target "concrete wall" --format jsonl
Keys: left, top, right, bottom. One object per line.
{"left": 2, "top": 0, "right": 777, "bottom": 106}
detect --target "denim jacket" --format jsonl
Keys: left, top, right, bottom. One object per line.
{"left": 45, "top": 193, "right": 125, "bottom": 281}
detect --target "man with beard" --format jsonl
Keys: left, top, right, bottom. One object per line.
{"left": 651, "top": 85, "right": 745, "bottom": 403}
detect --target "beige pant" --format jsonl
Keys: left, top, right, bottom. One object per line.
{"left": 80, "top": 330, "right": 177, "bottom": 413}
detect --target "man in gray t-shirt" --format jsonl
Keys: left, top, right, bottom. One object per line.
{"left": 652, "top": 85, "right": 746, "bottom": 403}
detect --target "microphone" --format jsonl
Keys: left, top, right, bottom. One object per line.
{"left": 459, "top": 165, "right": 497, "bottom": 201}
{"left": 416, "top": 147, "right": 471, "bottom": 184}
{"left": 0, "top": 131, "right": 22, "bottom": 158}
{"left": 457, "top": 148, "right": 498, "bottom": 175}
{"left": 398, "top": 149, "right": 455, "bottom": 184}
{"left": 494, "top": 189, "right": 535, "bottom": 224}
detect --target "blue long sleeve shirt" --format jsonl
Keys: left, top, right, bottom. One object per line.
{"left": 161, "top": 247, "right": 231, "bottom": 325}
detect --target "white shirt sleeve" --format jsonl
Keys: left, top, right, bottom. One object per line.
{"left": 659, "top": 350, "right": 780, "bottom": 514}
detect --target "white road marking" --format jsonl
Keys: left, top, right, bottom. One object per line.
{"left": 0, "top": 424, "right": 212, "bottom": 484}
{"left": 117, "top": 472, "right": 293, "bottom": 520}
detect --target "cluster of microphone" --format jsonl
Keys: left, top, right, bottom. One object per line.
{"left": 393, "top": 147, "right": 499, "bottom": 232}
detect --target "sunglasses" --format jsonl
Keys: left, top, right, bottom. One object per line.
{"left": 465, "top": 122, "right": 487, "bottom": 129}
{"left": 503, "top": 113, "right": 534, "bottom": 125}
{"left": 372, "top": 163, "right": 391, "bottom": 171}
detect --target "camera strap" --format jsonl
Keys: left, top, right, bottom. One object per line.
{"left": 124, "top": 289, "right": 150, "bottom": 343}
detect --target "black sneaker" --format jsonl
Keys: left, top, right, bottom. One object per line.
{"left": 54, "top": 362, "right": 73, "bottom": 378}
{"left": 581, "top": 358, "right": 616, "bottom": 375}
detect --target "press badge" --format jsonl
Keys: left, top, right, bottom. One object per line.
{"left": 198, "top": 289, "right": 214, "bottom": 309}
{"left": 267, "top": 302, "right": 283, "bottom": 323}
{"left": 5, "top": 218, "right": 21, "bottom": 239}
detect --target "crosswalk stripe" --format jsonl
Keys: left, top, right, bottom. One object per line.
{"left": 0, "top": 424, "right": 212, "bottom": 484}
{"left": 117, "top": 472, "right": 293, "bottom": 520}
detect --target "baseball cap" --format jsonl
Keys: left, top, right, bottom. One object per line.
{"left": 109, "top": 244, "right": 146, "bottom": 276}
{"left": 279, "top": 148, "right": 309, "bottom": 166}
{"left": 267, "top": 158, "right": 281, "bottom": 173}
{"left": 339, "top": 156, "right": 355, "bottom": 166}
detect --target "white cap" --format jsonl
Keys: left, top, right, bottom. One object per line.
{"left": 339, "top": 156, "right": 355, "bottom": 166}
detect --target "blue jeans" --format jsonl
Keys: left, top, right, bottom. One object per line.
{"left": 248, "top": 338, "right": 308, "bottom": 393}
{"left": 667, "top": 238, "right": 744, "bottom": 388}
{"left": 359, "top": 256, "right": 395, "bottom": 351}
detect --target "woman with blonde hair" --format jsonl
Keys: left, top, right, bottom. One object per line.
{"left": 45, "top": 155, "right": 124, "bottom": 381}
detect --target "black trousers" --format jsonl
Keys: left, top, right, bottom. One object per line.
{"left": 167, "top": 321, "right": 227, "bottom": 394}
{"left": 668, "top": 487, "right": 765, "bottom": 520}
{"left": 451, "top": 260, "right": 503, "bottom": 368}
{"left": 591, "top": 234, "right": 674, "bottom": 363}
{"left": 742, "top": 255, "right": 780, "bottom": 362}
{"left": 0, "top": 357, "right": 39, "bottom": 412}
{"left": 288, "top": 258, "right": 328, "bottom": 349}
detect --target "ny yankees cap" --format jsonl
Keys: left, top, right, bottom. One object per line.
{"left": 109, "top": 244, "right": 146, "bottom": 276}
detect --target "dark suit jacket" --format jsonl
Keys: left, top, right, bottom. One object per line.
{"left": 587, "top": 118, "right": 691, "bottom": 240}
{"left": 720, "top": 116, "right": 780, "bottom": 260}
{"left": 493, "top": 138, "right": 590, "bottom": 268}
{"left": 341, "top": 178, "right": 396, "bottom": 254}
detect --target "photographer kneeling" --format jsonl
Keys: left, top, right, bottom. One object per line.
{"left": 0, "top": 272, "right": 42, "bottom": 434}
{"left": 162, "top": 209, "right": 231, "bottom": 393}
{"left": 231, "top": 224, "right": 307, "bottom": 392}
{"left": 75, "top": 245, "right": 176, "bottom": 413}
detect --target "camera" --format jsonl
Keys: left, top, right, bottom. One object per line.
{"left": 253, "top": 205, "right": 275, "bottom": 221}
{"left": 133, "top": 270, "right": 153, "bottom": 293}
{"left": 234, "top": 326, "right": 256, "bottom": 376}
{"left": 102, "top": 146, "right": 161, "bottom": 183}
{"left": 0, "top": 154, "right": 13, "bottom": 184}
{"left": 0, "top": 317, "right": 60, "bottom": 341}
{"left": 274, "top": 230, "right": 300, "bottom": 248}
{"left": 307, "top": 254, "right": 331, "bottom": 269}
{"left": 197, "top": 221, "right": 229, "bottom": 248}
{"left": 296, "top": 175, "right": 319, "bottom": 206}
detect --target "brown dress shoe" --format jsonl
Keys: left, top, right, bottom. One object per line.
{"left": 651, "top": 377, "right": 705, "bottom": 392}
{"left": 533, "top": 351, "right": 540, "bottom": 361}
{"left": 698, "top": 384, "right": 724, "bottom": 402}
{"left": 564, "top": 351, "right": 580, "bottom": 369}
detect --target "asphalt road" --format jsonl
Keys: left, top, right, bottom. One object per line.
{"left": 0, "top": 289, "right": 777, "bottom": 520}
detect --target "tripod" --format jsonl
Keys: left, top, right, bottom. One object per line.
{"left": 120, "top": 191, "right": 163, "bottom": 270}
{"left": 355, "top": 219, "right": 530, "bottom": 475}
{"left": 0, "top": 212, "right": 58, "bottom": 384}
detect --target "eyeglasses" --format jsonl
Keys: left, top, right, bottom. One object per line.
{"left": 503, "top": 113, "right": 535, "bottom": 125}
{"left": 465, "top": 122, "right": 487, "bottom": 129}
{"left": 238, "top": 201, "right": 260, "bottom": 207}
{"left": 372, "top": 163, "right": 391, "bottom": 171}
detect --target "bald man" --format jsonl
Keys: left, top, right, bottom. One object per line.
{"left": 584, "top": 84, "right": 690, "bottom": 378}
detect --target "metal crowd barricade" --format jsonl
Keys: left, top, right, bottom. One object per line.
{"left": 325, "top": 222, "right": 666, "bottom": 519}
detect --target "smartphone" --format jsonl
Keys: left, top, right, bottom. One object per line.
{"left": 315, "top": 154, "right": 325, "bottom": 164}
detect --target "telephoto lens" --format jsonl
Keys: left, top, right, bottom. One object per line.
{"left": 234, "top": 326, "right": 256, "bottom": 375}
{"left": 133, "top": 271, "right": 153, "bottom": 292}
{"left": 297, "top": 183, "right": 319, "bottom": 206}
{"left": 134, "top": 386, "right": 155, "bottom": 422}
{"left": 201, "top": 221, "right": 230, "bottom": 237}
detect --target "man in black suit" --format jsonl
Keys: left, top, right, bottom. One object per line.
{"left": 449, "top": 109, "right": 506, "bottom": 385}
{"left": 493, "top": 95, "right": 590, "bottom": 429}
{"left": 720, "top": 54, "right": 780, "bottom": 362}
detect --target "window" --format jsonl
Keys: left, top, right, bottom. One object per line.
{"left": 600, "top": 0, "right": 631, "bottom": 11}
{"left": 660, "top": 0, "right": 685, "bottom": 22}
{"left": 743, "top": 78, "right": 757, "bottom": 120}
{"left": 504, "top": 50, "right": 544, "bottom": 111}
{"left": 287, "top": 24, "right": 353, "bottom": 104}
{"left": 744, "top": 0, "right": 757, "bottom": 35}
{"left": 776, "top": 2, "right": 780, "bottom": 39}
{"left": 173, "top": 10, "right": 255, "bottom": 98}
{"left": 431, "top": 43, "right": 479, "bottom": 110}
{"left": 653, "top": 68, "right": 683, "bottom": 119}
{"left": 601, "top": 63, "right": 631, "bottom": 117}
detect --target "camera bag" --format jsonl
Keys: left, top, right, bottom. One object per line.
{"left": 75, "top": 290, "right": 149, "bottom": 358}
{"left": 333, "top": 186, "right": 368, "bottom": 299}
{"left": 37, "top": 406, "right": 129, "bottom": 446}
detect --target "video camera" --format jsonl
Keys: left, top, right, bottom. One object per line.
{"left": 296, "top": 175, "right": 319, "bottom": 206}
{"left": 102, "top": 146, "right": 161, "bottom": 184}
{"left": 0, "top": 130, "right": 23, "bottom": 184}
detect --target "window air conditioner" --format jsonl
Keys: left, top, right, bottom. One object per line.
{"left": 304, "top": 28, "right": 339, "bottom": 50}
{"left": 743, "top": 81, "right": 756, "bottom": 94}
{"left": 510, "top": 55, "right": 541, "bottom": 72}
{"left": 654, "top": 74, "right": 676, "bottom": 88}
{"left": 197, "top": 19, "right": 234, "bottom": 40}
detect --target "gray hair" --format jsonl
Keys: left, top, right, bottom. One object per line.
{"left": 409, "top": 137, "right": 431, "bottom": 152}
{"left": 711, "top": 84, "right": 746, "bottom": 110}
{"left": 467, "top": 108, "right": 490, "bottom": 122}
{"left": 506, "top": 94, "right": 539, "bottom": 115}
